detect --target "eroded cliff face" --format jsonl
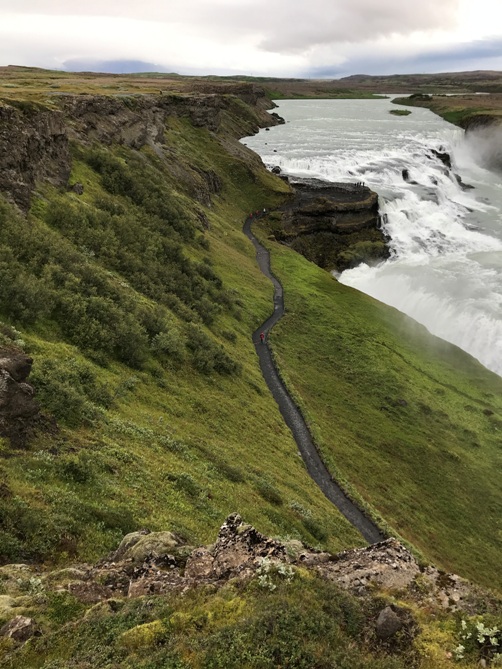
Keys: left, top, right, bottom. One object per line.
{"left": 0, "top": 85, "right": 279, "bottom": 211}
{"left": 0, "top": 102, "right": 71, "bottom": 211}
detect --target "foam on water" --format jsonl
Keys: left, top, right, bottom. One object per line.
{"left": 244, "top": 99, "right": 502, "bottom": 376}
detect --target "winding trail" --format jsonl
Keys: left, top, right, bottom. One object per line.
{"left": 244, "top": 215, "right": 385, "bottom": 545}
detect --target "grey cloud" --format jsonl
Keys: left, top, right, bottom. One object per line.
{"left": 305, "top": 37, "right": 502, "bottom": 78}
{"left": 255, "top": 0, "right": 460, "bottom": 52}
{"left": 3, "top": 0, "right": 460, "bottom": 52}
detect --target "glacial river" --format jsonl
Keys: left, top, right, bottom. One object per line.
{"left": 243, "top": 98, "right": 502, "bottom": 377}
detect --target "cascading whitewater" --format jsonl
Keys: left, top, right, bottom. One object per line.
{"left": 243, "top": 98, "right": 502, "bottom": 377}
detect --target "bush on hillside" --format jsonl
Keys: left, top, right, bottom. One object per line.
{"left": 186, "top": 324, "right": 241, "bottom": 376}
{"left": 30, "top": 357, "right": 112, "bottom": 426}
{"left": 0, "top": 143, "right": 236, "bottom": 374}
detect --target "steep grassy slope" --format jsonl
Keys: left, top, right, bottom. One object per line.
{"left": 1, "top": 80, "right": 501, "bottom": 669}
{"left": 0, "top": 101, "right": 366, "bottom": 565}
{"left": 260, "top": 232, "right": 502, "bottom": 589}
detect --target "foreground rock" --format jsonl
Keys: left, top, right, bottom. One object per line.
{"left": 268, "top": 179, "right": 388, "bottom": 271}
{"left": 0, "top": 615, "right": 40, "bottom": 642}
{"left": 0, "top": 514, "right": 499, "bottom": 653}
{"left": 24, "top": 514, "right": 484, "bottom": 614}
{"left": 0, "top": 348, "right": 40, "bottom": 447}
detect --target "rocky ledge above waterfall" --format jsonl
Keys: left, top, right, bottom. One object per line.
{"left": 265, "top": 177, "right": 389, "bottom": 272}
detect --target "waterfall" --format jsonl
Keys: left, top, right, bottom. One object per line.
{"left": 244, "top": 99, "right": 502, "bottom": 377}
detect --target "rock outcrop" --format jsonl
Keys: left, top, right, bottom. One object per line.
{"left": 24, "top": 514, "right": 484, "bottom": 613}
{"left": 0, "top": 615, "right": 40, "bottom": 642}
{"left": 0, "top": 514, "right": 497, "bottom": 650}
{"left": 269, "top": 179, "right": 388, "bottom": 271}
{"left": 0, "top": 101, "right": 71, "bottom": 210}
{"left": 0, "top": 349, "right": 39, "bottom": 447}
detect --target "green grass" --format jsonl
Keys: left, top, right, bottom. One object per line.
{"left": 0, "top": 107, "right": 364, "bottom": 566}
{"left": 261, "top": 233, "right": 502, "bottom": 589}
{"left": 1, "top": 90, "right": 501, "bottom": 586}
{"left": 391, "top": 96, "right": 502, "bottom": 128}
{"left": 389, "top": 109, "right": 412, "bottom": 116}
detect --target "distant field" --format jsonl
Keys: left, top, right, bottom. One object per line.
{"left": 6, "top": 65, "right": 502, "bottom": 103}
{"left": 392, "top": 93, "right": 502, "bottom": 127}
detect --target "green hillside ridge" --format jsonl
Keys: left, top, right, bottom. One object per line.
{"left": 392, "top": 94, "right": 502, "bottom": 129}
{"left": 0, "top": 86, "right": 500, "bottom": 584}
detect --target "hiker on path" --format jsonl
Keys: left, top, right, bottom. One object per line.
{"left": 260, "top": 332, "right": 265, "bottom": 344}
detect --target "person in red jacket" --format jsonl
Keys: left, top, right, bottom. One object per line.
{"left": 260, "top": 332, "right": 265, "bottom": 344}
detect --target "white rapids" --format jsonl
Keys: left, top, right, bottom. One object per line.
{"left": 243, "top": 98, "right": 502, "bottom": 377}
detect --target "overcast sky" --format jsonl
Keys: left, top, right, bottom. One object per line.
{"left": 2, "top": 0, "right": 502, "bottom": 77}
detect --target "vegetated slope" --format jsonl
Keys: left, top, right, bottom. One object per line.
{"left": 392, "top": 93, "right": 502, "bottom": 129}
{"left": 0, "top": 91, "right": 366, "bottom": 565}
{"left": 340, "top": 70, "right": 502, "bottom": 94}
{"left": 262, "top": 235, "right": 502, "bottom": 590}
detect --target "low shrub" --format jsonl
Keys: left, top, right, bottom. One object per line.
{"left": 255, "top": 480, "right": 283, "bottom": 506}
{"left": 30, "top": 357, "right": 111, "bottom": 427}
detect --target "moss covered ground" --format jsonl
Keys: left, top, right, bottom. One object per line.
{"left": 3, "top": 570, "right": 491, "bottom": 669}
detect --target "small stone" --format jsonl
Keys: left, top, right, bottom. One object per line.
{"left": 69, "top": 182, "right": 84, "bottom": 195}
{"left": 376, "top": 606, "right": 403, "bottom": 639}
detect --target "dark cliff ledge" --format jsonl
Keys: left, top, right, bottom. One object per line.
{"left": 0, "top": 87, "right": 282, "bottom": 211}
{"left": 266, "top": 178, "right": 389, "bottom": 272}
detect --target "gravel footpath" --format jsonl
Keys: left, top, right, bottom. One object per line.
{"left": 244, "top": 214, "right": 385, "bottom": 544}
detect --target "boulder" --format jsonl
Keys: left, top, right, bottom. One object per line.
{"left": 270, "top": 112, "right": 286, "bottom": 125}
{"left": 116, "top": 531, "right": 182, "bottom": 564}
{"left": 69, "top": 182, "right": 84, "bottom": 195}
{"left": 111, "top": 529, "right": 151, "bottom": 561}
{"left": 67, "top": 581, "right": 113, "bottom": 604}
{"left": 0, "top": 615, "right": 40, "bottom": 643}
{"left": 375, "top": 604, "right": 417, "bottom": 646}
{"left": 430, "top": 148, "right": 452, "bottom": 169}
{"left": 0, "top": 352, "right": 40, "bottom": 447}
{"left": 271, "top": 166, "right": 281, "bottom": 174}
{"left": 0, "top": 355, "right": 33, "bottom": 382}
{"left": 376, "top": 606, "right": 404, "bottom": 639}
